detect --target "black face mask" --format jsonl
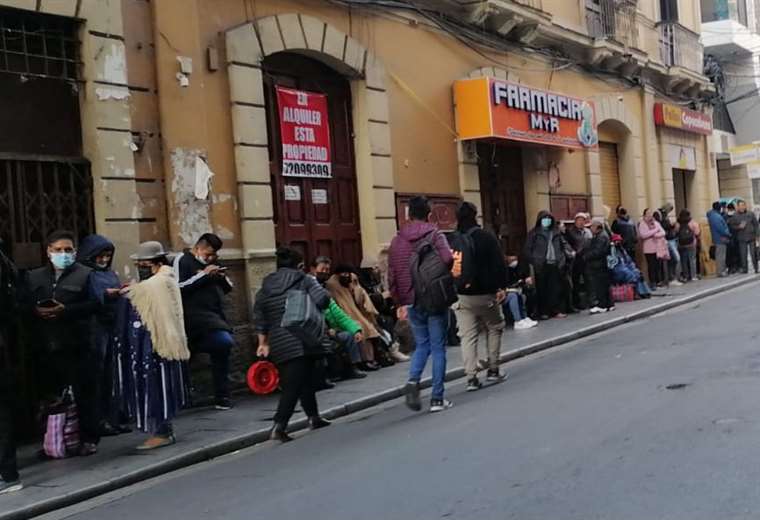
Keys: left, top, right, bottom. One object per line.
{"left": 338, "top": 274, "right": 352, "bottom": 287}
{"left": 138, "top": 266, "right": 154, "bottom": 281}
{"left": 316, "top": 272, "right": 330, "bottom": 284}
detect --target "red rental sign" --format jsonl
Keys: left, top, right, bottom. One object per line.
{"left": 276, "top": 86, "right": 332, "bottom": 178}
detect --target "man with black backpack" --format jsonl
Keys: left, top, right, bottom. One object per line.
{"left": 449, "top": 202, "right": 507, "bottom": 391}
{"left": 389, "top": 196, "right": 455, "bottom": 413}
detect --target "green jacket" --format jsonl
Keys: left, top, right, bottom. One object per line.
{"left": 325, "top": 299, "right": 361, "bottom": 335}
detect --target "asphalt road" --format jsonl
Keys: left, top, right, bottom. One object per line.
{"left": 43, "top": 283, "right": 760, "bottom": 520}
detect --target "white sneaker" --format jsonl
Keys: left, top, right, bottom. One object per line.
{"left": 589, "top": 306, "right": 602, "bottom": 314}
{"left": 514, "top": 320, "right": 529, "bottom": 330}
{"left": 430, "top": 399, "right": 453, "bottom": 413}
{"left": 670, "top": 280, "right": 683, "bottom": 286}
{"left": 517, "top": 318, "right": 537, "bottom": 329}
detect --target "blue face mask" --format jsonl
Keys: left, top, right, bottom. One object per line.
{"left": 541, "top": 218, "right": 553, "bottom": 229}
{"left": 50, "top": 252, "right": 75, "bottom": 270}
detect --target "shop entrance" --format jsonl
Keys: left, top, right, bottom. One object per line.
{"left": 599, "top": 141, "right": 621, "bottom": 216}
{"left": 477, "top": 142, "right": 527, "bottom": 255}
{"left": 263, "top": 53, "right": 361, "bottom": 267}
{"left": 673, "top": 168, "right": 694, "bottom": 211}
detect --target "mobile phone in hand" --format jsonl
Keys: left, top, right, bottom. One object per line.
{"left": 37, "top": 299, "right": 59, "bottom": 308}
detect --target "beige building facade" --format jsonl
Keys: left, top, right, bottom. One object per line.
{"left": 0, "top": 0, "right": 722, "bottom": 311}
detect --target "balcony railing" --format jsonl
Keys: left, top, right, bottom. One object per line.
{"left": 586, "top": 0, "right": 638, "bottom": 48}
{"left": 658, "top": 22, "right": 703, "bottom": 73}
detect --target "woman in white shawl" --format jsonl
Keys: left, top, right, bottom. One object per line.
{"left": 117, "top": 241, "right": 190, "bottom": 450}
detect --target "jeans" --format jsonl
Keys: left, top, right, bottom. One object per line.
{"left": 0, "top": 377, "right": 17, "bottom": 482}
{"left": 408, "top": 306, "right": 448, "bottom": 400}
{"left": 274, "top": 357, "right": 319, "bottom": 426}
{"left": 715, "top": 243, "right": 727, "bottom": 275}
{"left": 193, "top": 330, "right": 234, "bottom": 401}
{"left": 455, "top": 294, "right": 505, "bottom": 378}
{"left": 738, "top": 240, "right": 758, "bottom": 273}
{"left": 335, "top": 331, "right": 361, "bottom": 364}
{"left": 503, "top": 292, "right": 526, "bottom": 322}
{"left": 667, "top": 239, "right": 681, "bottom": 280}
{"left": 679, "top": 248, "right": 697, "bottom": 280}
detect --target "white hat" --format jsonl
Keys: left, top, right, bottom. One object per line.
{"left": 130, "top": 241, "right": 169, "bottom": 260}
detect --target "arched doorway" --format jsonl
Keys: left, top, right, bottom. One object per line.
{"left": 596, "top": 119, "right": 634, "bottom": 219}
{"left": 262, "top": 52, "right": 361, "bottom": 267}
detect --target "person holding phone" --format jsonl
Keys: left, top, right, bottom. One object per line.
{"left": 173, "top": 233, "right": 236, "bottom": 410}
{"left": 22, "top": 230, "right": 101, "bottom": 456}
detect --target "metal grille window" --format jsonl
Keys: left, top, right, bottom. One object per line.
{"left": 0, "top": 8, "right": 80, "bottom": 80}
{"left": 0, "top": 157, "right": 94, "bottom": 268}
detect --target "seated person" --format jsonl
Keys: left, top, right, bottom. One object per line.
{"left": 503, "top": 255, "right": 538, "bottom": 330}
{"left": 309, "top": 257, "right": 367, "bottom": 380}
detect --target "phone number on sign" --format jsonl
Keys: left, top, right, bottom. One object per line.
{"left": 282, "top": 161, "right": 332, "bottom": 178}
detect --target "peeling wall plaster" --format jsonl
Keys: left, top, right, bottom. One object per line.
{"left": 171, "top": 148, "right": 212, "bottom": 246}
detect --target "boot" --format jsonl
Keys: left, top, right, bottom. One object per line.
{"left": 309, "top": 416, "right": 332, "bottom": 430}
{"left": 346, "top": 365, "right": 367, "bottom": 379}
{"left": 390, "top": 343, "right": 410, "bottom": 362}
{"left": 269, "top": 423, "right": 293, "bottom": 443}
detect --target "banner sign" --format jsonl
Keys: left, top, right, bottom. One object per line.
{"left": 654, "top": 103, "right": 712, "bottom": 135}
{"left": 276, "top": 86, "right": 332, "bottom": 178}
{"left": 729, "top": 143, "right": 760, "bottom": 166}
{"left": 453, "top": 77, "right": 598, "bottom": 150}
{"left": 668, "top": 144, "right": 696, "bottom": 170}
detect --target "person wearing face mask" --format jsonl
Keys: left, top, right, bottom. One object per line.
{"left": 326, "top": 265, "right": 384, "bottom": 371}
{"left": 309, "top": 257, "right": 367, "bottom": 380}
{"left": 120, "top": 241, "right": 189, "bottom": 450}
{"left": 22, "top": 230, "right": 101, "bottom": 456}
{"left": 77, "top": 234, "right": 131, "bottom": 437}
{"left": 503, "top": 255, "right": 537, "bottom": 330}
{"left": 173, "top": 233, "right": 235, "bottom": 410}
{"left": 523, "top": 211, "right": 573, "bottom": 320}
{"left": 638, "top": 208, "right": 667, "bottom": 288}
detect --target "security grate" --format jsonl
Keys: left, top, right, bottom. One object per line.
{"left": 0, "top": 157, "right": 94, "bottom": 268}
{"left": 0, "top": 8, "right": 80, "bottom": 80}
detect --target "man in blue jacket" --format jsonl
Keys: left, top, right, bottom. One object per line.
{"left": 707, "top": 201, "right": 731, "bottom": 277}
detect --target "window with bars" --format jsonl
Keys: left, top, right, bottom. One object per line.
{"left": 0, "top": 8, "right": 81, "bottom": 80}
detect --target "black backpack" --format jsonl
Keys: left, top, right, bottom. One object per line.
{"left": 447, "top": 227, "right": 478, "bottom": 292}
{"left": 677, "top": 222, "right": 694, "bottom": 246}
{"left": 410, "top": 232, "right": 458, "bottom": 314}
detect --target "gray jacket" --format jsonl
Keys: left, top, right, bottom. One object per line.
{"left": 729, "top": 211, "right": 759, "bottom": 242}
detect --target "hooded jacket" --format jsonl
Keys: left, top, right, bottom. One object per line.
{"left": 253, "top": 268, "right": 331, "bottom": 365}
{"left": 174, "top": 251, "right": 233, "bottom": 342}
{"left": 583, "top": 230, "right": 611, "bottom": 272}
{"left": 388, "top": 221, "right": 453, "bottom": 307}
{"left": 610, "top": 215, "right": 637, "bottom": 253}
{"left": 523, "top": 211, "right": 572, "bottom": 271}
{"left": 78, "top": 234, "right": 121, "bottom": 326}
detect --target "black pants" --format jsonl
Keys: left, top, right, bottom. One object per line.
{"left": 645, "top": 253, "right": 661, "bottom": 286}
{"left": 536, "top": 264, "right": 562, "bottom": 317}
{"left": 0, "top": 376, "right": 17, "bottom": 482}
{"left": 274, "top": 357, "right": 319, "bottom": 426}
{"left": 571, "top": 259, "right": 587, "bottom": 309}
{"left": 40, "top": 348, "right": 100, "bottom": 445}
{"left": 590, "top": 268, "right": 612, "bottom": 309}
{"left": 193, "top": 330, "right": 233, "bottom": 401}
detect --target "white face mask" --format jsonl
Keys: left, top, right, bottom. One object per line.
{"left": 195, "top": 254, "right": 207, "bottom": 265}
{"left": 509, "top": 261, "right": 518, "bottom": 268}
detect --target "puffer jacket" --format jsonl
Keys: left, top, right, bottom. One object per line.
{"left": 523, "top": 211, "right": 573, "bottom": 271}
{"left": 253, "top": 268, "right": 330, "bottom": 365}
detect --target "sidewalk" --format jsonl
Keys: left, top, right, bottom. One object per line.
{"left": 2, "top": 274, "right": 757, "bottom": 520}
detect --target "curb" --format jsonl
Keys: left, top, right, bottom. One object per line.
{"left": 5, "top": 275, "right": 758, "bottom": 520}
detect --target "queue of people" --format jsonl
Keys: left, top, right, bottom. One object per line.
{"left": 0, "top": 195, "right": 750, "bottom": 494}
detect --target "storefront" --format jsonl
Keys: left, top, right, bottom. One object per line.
{"left": 654, "top": 102, "right": 713, "bottom": 213}
{"left": 453, "top": 75, "right": 599, "bottom": 252}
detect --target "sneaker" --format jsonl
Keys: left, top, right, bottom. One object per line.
{"left": 670, "top": 280, "right": 683, "bottom": 286}
{"left": 607, "top": 306, "right": 616, "bottom": 312}
{"left": 430, "top": 399, "right": 453, "bottom": 413}
{"left": 136, "top": 434, "right": 176, "bottom": 451}
{"left": 514, "top": 319, "right": 530, "bottom": 330}
{"left": 486, "top": 369, "right": 505, "bottom": 382}
{"left": 404, "top": 381, "right": 422, "bottom": 411}
{"left": 589, "top": 306, "right": 602, "bottom": 314}
{"left": 78, "top": 442, "right": 98, "bottom": 457}
{"left": 466, "top": 377, "right": 482, "bottom": 392}
{"left": 0, "top": 479, "right": 23, "bottom": 495}
{"left": 215, "top": 397, "right": 233, "bottom": 411}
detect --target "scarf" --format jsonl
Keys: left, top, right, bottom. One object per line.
{"left": 126, "top": 265, "right": 190, "bottom": 361}
{"left": 326, "top": 273, "right": 380, "bottom": 339}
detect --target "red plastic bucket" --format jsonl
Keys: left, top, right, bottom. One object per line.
{"left": 247, "top": 360, "right": 280, "bottom": 395}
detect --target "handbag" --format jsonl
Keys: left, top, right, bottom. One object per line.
{"left": 610, "top": 284, "right": 635, "bottom": 303}
{"left": 43, "top": 387, "right": 80, "bottom": 459}
{"left": 655, "top": 237, "right": 671, "bottom": 261}
{"left": 281, "top": 278, "right": 325, "bottom": 350}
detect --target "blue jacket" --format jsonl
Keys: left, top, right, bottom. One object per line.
{"left": 707, "top": 209, "right": 731, "bottom": 244}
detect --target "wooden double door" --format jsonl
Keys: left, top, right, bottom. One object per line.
{"left": 477, "top": 143, "right": 527, "bottom": 256}
{"left": 263, "top": 53, "right": 361, "bottom": 267}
